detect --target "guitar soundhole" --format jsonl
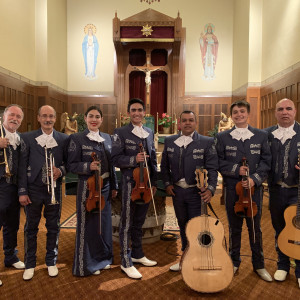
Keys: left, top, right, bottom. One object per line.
{"left": 198, "top": 231, "right": 214, "bottom": 247}
{"left": 293, "top": 216, "right": 300, "bottom": 230}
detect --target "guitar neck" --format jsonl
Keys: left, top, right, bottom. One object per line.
{"left": 201, "top": 197, "right": 208, "bottom": 216}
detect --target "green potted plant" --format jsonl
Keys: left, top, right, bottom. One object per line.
{"left": 120, "top": 114, "right": 130, "bottom": 126}
{"left": 158, "top": 113, "right": 174, "bottom": 134}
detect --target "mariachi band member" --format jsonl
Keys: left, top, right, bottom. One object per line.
{"left": 111, "top": 98, "right": 157, "bottom": 279}
{"left": 160, "top": 110, "right": 218, "bottom": 272}
{"left": 18, "top": 105, "right": 69, "bottom": 280}
{"left": 0, "top": 104, "right": 25, "bottom": 286}
{"left": 67, "top": 106, "right": 118, "bottom": 277}
{"left": 215, "top": 100, "right": 272, "bottom": 282}
{"left": 265, "top": 98, "right": 300, "bottom": 287}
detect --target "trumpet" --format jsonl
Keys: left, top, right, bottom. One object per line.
{"left": 45, "top": 147, "right": 58, "bottom": 205}
{"left": 0, "top": 117, "right": 12, "bottom": 178}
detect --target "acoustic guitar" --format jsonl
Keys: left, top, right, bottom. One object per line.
{"left": 278, "top": 156, "right": 300, "bottom": 260}
{"left": 181, "top": 167, "right": 233, "bottom": 293}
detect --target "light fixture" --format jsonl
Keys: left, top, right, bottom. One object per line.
{"left": 140, "top": 0, "right": 160, "bottom": 4}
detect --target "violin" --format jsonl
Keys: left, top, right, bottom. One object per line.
{"left": 131, "top": 143, "right": 152, "bottom": 205}
{"left": 86, "top": 152, "right": 105, "bottom": 212}
{"left": 234, "top": 157, "right": 257, "bottom": 218}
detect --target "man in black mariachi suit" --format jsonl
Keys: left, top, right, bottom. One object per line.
{"left": 215, "top": 100, "right": 272, "bottom": 282}
{"left": 111, "top": 98, "right": 157, "bottom": 279}
{"left": 160, "top": 110, "right": 218, "bottom": 272}
{"left": 0, "top": 104, "right": 25, "bottom": 286}
{"left": 18, "top": 105, "right": 69, "bottom": 281}
{"left": 265, "top": 98, "right": 300, "bottom": 288}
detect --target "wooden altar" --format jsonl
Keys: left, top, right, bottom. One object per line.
{"left": 113, "top": 8, "right": 186, "bottom": 128}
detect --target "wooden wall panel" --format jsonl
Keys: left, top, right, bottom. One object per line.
{"left": 0, "top": 74, "right": 68, "bottom": 132}
{"left": 260, "top": 67, "right": 300, "bottom": 128}
{"left": 180, "top": 97, "right": 232, "bottom": 136}
{"left": 68, "top": 96, "right": 117, "bottom": 134}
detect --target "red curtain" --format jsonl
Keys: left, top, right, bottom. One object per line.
{"left": 129, "top": 71, "right": 146, "bottom": 103}
{"left": 150, "top": 71, "right": 167, "bottom": 117}
{"left": 129, "top": 49, "right": 168, "bottom": 129}
{"left": 151, "top": 49, "right": 167, "bottom": 66}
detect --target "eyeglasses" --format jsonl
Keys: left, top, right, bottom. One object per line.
{"left": 39, "top": 114, "right": 56, "bottom": 119}
{"left": 130, "top": 108, "right": 144, "bottom": 112}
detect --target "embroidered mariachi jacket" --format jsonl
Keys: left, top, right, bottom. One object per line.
{"left": 67, "top": 129, "right": 118, "bottom": 190}
{"left": 265, "top": 122, "right": 300, "bottom": 187}
{"left": 18, "top": 128, "right": 69, "bottom": 195}
{"left": 216, "top": 125, "right": 271, "bottom": 188}
{"left": 0, "top": 126, "right": 20, "bottom": 184}
{"left": 111, "top": 123, "right": 157, "bottom": 186}
{"left": 160, "top": 132, "right": 218, "bottom": 195}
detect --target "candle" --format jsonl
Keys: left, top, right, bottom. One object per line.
{"left": 174, "top": 113, "right": 177, "bottom": 134}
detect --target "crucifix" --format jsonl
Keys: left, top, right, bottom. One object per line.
{"left": 133, "top": 54, "right": 162, "bottom": 114}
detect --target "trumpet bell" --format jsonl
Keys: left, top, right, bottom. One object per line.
{"left": 49, "top": 194, "right": 59, "bottom": 205}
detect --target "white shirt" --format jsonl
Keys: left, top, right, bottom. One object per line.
{"left": 174, "top": 131, "right": 194, "bottom": 148}
{"left": 272, "top": 123, "right": 296, "bottom": 144}
{"left": 86, "top": 130, "right": 105, "bottom": 143}
{"left": 230, "top": 126, "right": 254, "bottom": 142}
{"left": 35, "top": 130, "right": 58, "bottom": 148}
{"left": 131, "top": 124, "right": 149, "bottom": 139}
{"left": 4, "top": 129, "right": 20, "bottom": 150}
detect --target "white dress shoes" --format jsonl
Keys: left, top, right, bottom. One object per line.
{"left": 93, "top": 270, "right": 100, "bottom": 275}
{"left": 48, "top": 265, "right": 58, "bottom": 277}
{"left": 12, "top": 261, "right": 25, "bottom": 269}
{"left": 23, "top": 268, "right": 35, "bottom": 281}
{"left": 298, "top": 278, "right": 300, "bottom": 288}
{"left": 121, "top": 265, "right": 142, "bottom": 279}
{"left": 169, "top": 263, "right": 180, "bottom": 272}
{"left": 233, "top": 266, "right": 239, "bottom": 275}
{"left": 0, "top": 279, "right": 2, "bottom": 286}
{"left": 274, "top": 270, "right": 288, "bottom": 281}
{"left": 131, "top": 256, "right": 157, "bottom": 267}
{"left": 255, "top": 268, "right": 273, "bottom": 282}
{"left": 93, "top": 264, "right": 110, "bottom": 274}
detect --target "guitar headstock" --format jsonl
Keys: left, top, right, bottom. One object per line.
{"left": 195, "top": 167, "right": 208, "bottom": 190}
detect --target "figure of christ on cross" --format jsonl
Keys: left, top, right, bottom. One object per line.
{"left": 133, "top": 65, "right": 162, "bottom": 114}
{"left": 133, "top": 66, "right": 162, "bottom": 93}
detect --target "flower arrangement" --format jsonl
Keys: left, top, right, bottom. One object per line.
{"left": 120, "top": 114, "right": 130, "bottom": 126}
{"left": 158, "top": 113, "right": 174, "bottom": 128}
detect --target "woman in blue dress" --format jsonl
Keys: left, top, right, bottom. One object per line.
{"left": 67, "top": 106, "right": 118, "bottom": 276}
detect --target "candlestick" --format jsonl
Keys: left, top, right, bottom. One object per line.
{"left": 173, "top": 113, "right": 177, "bottom": 134}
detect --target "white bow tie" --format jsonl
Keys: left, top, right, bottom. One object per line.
{"left": 5, "top": 130, "right": 20, "bottom": 150}
{"left": 174, "top": 135, "right": 193, "bottom": 148}
{"left": 35, "top": 133, "right": 58, "bottom": 148}
{"left": 86, "top": 131, "right": 105, "bottom": 143}
{"left": 272, "top": 126, "right": 296, "bottom": 144}
{"left": 132, "top": 126, "right": 149, "bottom": 139}
{"left": 230, "top": 127, "right": 254, "bottom": 142}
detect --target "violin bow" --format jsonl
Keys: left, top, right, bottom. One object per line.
{"left": 245, "top": 164, "right": 256, "bottom": 244}
{"left": 141, "top": 147, "right": 159, "bottom": 226}
{"left": 98, "top": 158, "right": 102, "bottom": 235}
